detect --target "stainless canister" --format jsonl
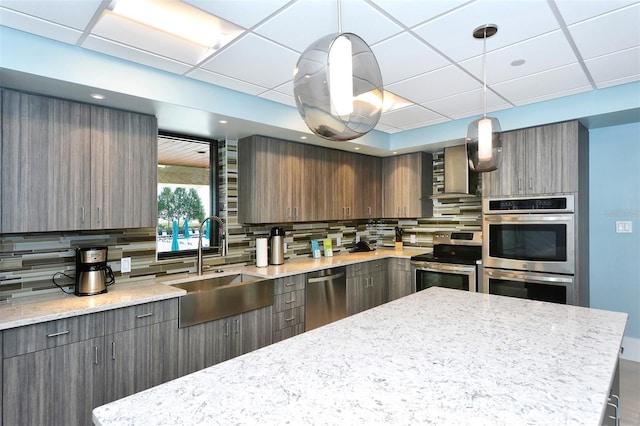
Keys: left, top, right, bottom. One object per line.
{"left": 269, "top": 227, "right": 285, "bottom": 265}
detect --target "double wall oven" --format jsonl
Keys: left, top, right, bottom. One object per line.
{"left": 411, "top": 232, "right": 482, "bottom": 293}
{"left": 482, "top": 195, "right": 576, "bottom": 304}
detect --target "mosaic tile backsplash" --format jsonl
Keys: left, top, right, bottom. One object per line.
{"left": 0, "top": 145, "right": 481, "bottom": 301}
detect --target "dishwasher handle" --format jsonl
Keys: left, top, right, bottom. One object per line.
{"left": 307, "top": 272, "right": 345, "bottom": 283}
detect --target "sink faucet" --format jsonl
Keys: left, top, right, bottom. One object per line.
{"left": 197, "top": 215, "right": 227, "bottom": 275}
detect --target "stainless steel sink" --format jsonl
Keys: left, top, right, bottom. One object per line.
{"left": 170, "top": 274, "right": 274, "bottom": 328}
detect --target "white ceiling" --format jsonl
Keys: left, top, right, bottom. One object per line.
{"left": 1, "top": 0, "right": 639, "bottom": 139}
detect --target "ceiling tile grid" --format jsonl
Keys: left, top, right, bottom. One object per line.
{"left": 0, "top": 0, "right": 638, "bottom": 135}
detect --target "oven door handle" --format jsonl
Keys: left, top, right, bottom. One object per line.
{"left": 413, "top": 265, "right": 474, "bottom": 275}
{"left": 486, "top": 270, "right": 573, "bottom": 285}
{"left": 484, "top": 214, "right": 573, "bottom": 223}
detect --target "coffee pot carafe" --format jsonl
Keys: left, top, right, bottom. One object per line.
{"left": 75, "top": 247, "right": 115, "bottom": 296}
{"left": 269, "top": 227, "right": 285, "bottom": 265}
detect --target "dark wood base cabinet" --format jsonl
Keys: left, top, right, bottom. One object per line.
{"left": 1, "top": 300, "right": 178, "bottom": 426}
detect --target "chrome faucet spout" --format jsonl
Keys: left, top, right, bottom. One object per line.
{"left": 197, "top": 215, "right": 227, "bottom": 276}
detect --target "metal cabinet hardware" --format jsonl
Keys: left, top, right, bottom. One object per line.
{"left": 285, "top": 316, "right": 296, "bottom": 322}
{"left": 285, "top": 297, "right": 295, "bottom": 304}
{"left": 47, "top": 330, "right": 70, "bottom": 338}
{"left": 607, "top": 394, "right": 620, "bottom": 426}
{"left": 224, "top": 321, "right": 230, "bottom": 337}
{"left": 94, "top": 346, "right": 99, "bottom": 365}
{"left": 81, "top": 206, "right": 86, "bottom": 223}
{"left": 136, "top": 312, "right": 154, "bottom": 319}
{"left": 111, "top": 341, "right": 116, "bottom": 360}
{"left": 97, "top": 207, "right": 101, "bottom": 224}
{"left": 285, "top": 281, "right": 296, "bottom": 287}
{"left": 234, "top": 319, "right": 240, "bottom": 334}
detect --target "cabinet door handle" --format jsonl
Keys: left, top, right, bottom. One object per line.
{"left": 518, "top": 178, "right": 523, "bottom": 191}
{"left": 81, "top": 206, "right": 85, "bottom": 223}
{"left": 225, "top": 321, "right": 230, "bottom": 337}
{"left": 234, "top": 319, "right": 240, "bottom": 334}
{"left": 287, "top": 207, "right": 291, "bottom": 219}
{"left": 111, "top": 341, "right": 116, "bottom": 360}
{"left": 364, "top": 277, "right": 370, "bottom": 288}
{"left": 94, "top": 346, "right": 99, "bottom": 365}
{"left": 47, "top": 330, "right": 70, "bottom": 338}
{"left": 97, "top": 207, "right": 101, "bottom": 224}
{"left": 368, "top": 206, "right": 372, "bottom": 216}
{"left": 529, "top": 177, "right": 533, "bottom": 190}
{"left": 285, "top": 316, "right": 296, "bottom": 322}
{"left": 347, "top": 207, "right": 351, "bottom": 217}
{"left": 294, "top": 207, "right": 299, "bottom": 219}
{"left": 136, "top": 312, "right": 154, "bottom": 319}
{"left": 370, "top": 276, "right": 374, "bottom": 287}
{"left": 285, "top": 297, "right": 295, "bottom": 304}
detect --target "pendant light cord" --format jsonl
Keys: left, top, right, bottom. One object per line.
{"left": 337, "top": 0, "right": 342, "bottom": 33}
{"left": 482, "top": 26, "right": 487, "bottom": 119}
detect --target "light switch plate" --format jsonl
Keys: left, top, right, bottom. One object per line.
{"left": 616, "top": 221, "right": 633, "bottom": 233}
{"left": 121, "top": 257, "right": 132, "bottom": 273}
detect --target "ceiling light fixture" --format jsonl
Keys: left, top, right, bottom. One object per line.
{"left": 293, "top": 0, "right": 383, "bottom": 141}
{"left": 90, "top": 93, "right": 106, "bottom": 100}
{"left": 108, "top": 0, "right": 236, "bottom": 47}
{"left": 466, "top": 24, "right": 502, "bottom": 173}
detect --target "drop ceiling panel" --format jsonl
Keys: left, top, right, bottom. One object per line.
{"left": 459, "top": 30, "right": 578, "bottom": 84}
{"left": 493, "top": 63, "right": 592, "bottom": 106}
{"left": 378, "top": 104, "right": 445, "bottom": 128}
{"left": 340, "top": 0, "right": 404, "bottom": 45}
{"left": 421, "top": 88, "right": 511, "bottom": 119}
{"left": 413, "top": 0, "right": 559, "bottom": 62}
{"left": 386, "top": 65, "right": 480, "bottom": 105}
{"left": 187, "top": 68, "right": 267, "bottom": 95}
{"left": 371, "top": 33, "right": 450, "bottom": 85}
{"left": 369, "top": 0, "right": 470, "bottom": 28}
{"left": 201, "top": 33, "right": 299, "bottom": 89}
{"left": 0, "top": 7, "right": 83, "bottom": 45}
{"left": 554, "top": 0, "right": 638, "bottom": 25}
{"left": 568, "top": 4, "right": 640, "bottom": 60}
{"left": 586, "top": 47, "right": 640, "bottom": 88}
{"left": 253, "top": 0, "right": 337, "bottom": 53}
{"left": 259, "top": 90, "right": 295, "bottom": 107}
{"left": 0, "top": 0, "right": 103, "bottom": 30}
{"left": 83, "top": 35, "right": 193, "bottom": 75}
{"left": 184, "top": 0, "right": 290, "bottom": 29}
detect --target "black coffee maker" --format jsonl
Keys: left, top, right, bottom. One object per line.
{"left": 75, "top": 247, "right": 115, "bottom": 296}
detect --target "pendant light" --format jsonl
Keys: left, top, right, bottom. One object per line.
{"left": 467, "top": 24, "right": 502, "bottom": 173}
{"left": 293, "top": 0, "right": 383, "bottom": 141}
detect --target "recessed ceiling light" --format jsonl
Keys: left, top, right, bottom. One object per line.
{"left": 300, "top": 136, "right": 308, "bottom": 140}
{"left": 90, "top": 93, "right": 105, "bottom": 100}
{"left": 393, "top": 151, "right": 398, "bottom": 154}
{"left": 354, "top": 147, "right": 361, "bottom": 151}
{"left": 219, "top": 120, "right": 228, "bottom": 124}
{"left": 511, "top": 59, "right": 526, "bottom": 67}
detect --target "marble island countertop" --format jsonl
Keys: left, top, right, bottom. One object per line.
{"left": 93, "top": 287, "right": 627, "bottom": 426}
{"left": 0, "top": 248, "right": 426, "bottom": 330}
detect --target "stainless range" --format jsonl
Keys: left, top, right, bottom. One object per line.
{"left": 411, "top": 231, "right": 482, "bottom": 292}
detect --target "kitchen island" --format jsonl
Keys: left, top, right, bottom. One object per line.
{"left": 93, "top": 287, "right": 627, "bottom": 425}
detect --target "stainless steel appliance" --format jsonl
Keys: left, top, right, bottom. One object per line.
{"left": 482, "top": 268, "right": 574, "bottom": 304}
{"left": 75, "top": 247, "right": 114, "bottom": 296}
{"left": 430, "top": 145, "right": 480, "bottom": 199}
{"left": 411, "top": 231, "right": 482, "bottom": 292}
{"left": 269, "top": 226, "right": 285, "bottom": 265}
{"left": 305, "top": 267, "right": 346, "bottom": 331}
{"left": 483, "top": 195, "right": 575, "bottom": 275}
{"left": 482, "top": 195, "right": 577, "bottom": 304}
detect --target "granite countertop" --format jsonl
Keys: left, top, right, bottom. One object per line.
{"left": 0, "top": 248, "right": 427, "bottom": 330}
{"left": 93, "top": 287, "right": 627, "bottom": 426}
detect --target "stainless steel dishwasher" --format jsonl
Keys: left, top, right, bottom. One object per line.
{"left": 305, "top": 267, "right": 347, "bottom": 331}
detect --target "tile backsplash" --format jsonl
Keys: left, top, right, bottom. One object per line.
{"left": 0, "top": 145, "right": 480, "bottom": 301}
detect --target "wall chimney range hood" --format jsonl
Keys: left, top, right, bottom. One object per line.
{"left": 432, "top": 145, "right": 479, "bottom": 199}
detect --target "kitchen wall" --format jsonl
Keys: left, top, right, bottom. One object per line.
{"left": 589, "top": 122, "right": 640, "bottom": 359}
{"left": 0, "top": 145, "right": 481, "bottom": 302}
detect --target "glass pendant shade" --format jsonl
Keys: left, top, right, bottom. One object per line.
{"left": 293, "top": 32, "right": 383, "bottom": 141}
{"left": 467, "top": 116, "right": 502, "bottom": 172}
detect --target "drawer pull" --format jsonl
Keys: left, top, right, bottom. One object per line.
{"left": 136, "top": 312, "right": 154, "bottom": 319}
{"left": 285, "top": 316, "right": 296, "bottom": 322}
{"left": 285, "top": 298, "right": 295, "bottom": 304}
{"left": 47, "top": 330, "right": 70, "bottom": 338}
{"left": 284, "top": 282, "right": 296, "bottom": 287}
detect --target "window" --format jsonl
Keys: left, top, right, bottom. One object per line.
{"left": 156, "top": 132, "right": 219, "bottom": 259}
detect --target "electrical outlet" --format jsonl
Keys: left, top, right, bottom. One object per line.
{"left": 121, "top": 257, "right": 132, "bottom": 273}
{"left": 616, "top": 221, "right": 632, "bottom": 233}
{"left": 410, "top": 234, "right": 416, "bottom": 244}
